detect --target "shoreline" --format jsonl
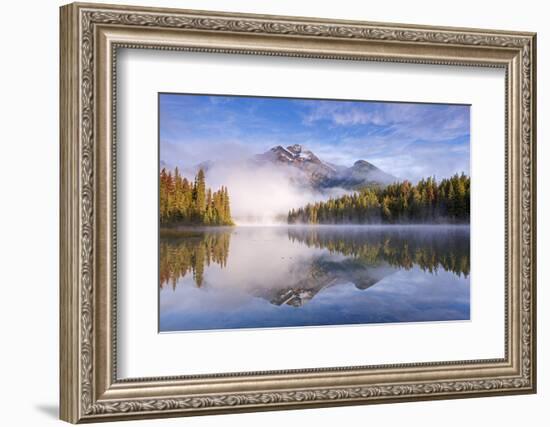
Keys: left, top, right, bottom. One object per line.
{"left": 160, "top": 223, "right": 471, "bottom": 233}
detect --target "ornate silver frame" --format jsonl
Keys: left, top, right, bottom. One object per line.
{"left": 60, "top": 2, "right": 537, "bottom": 423}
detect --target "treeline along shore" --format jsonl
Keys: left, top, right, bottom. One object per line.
{"left": 160, "top": 168, "right": 234, "bottom": 226}
{"left": 160, "top": 168, "right": 469, "bottom": 226}
{"left": 288, "top": 173, "right": 470, "bottom": 224}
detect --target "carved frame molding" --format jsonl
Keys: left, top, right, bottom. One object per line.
{"left": 60, "top": 2, "right": 536, "bottom": 423}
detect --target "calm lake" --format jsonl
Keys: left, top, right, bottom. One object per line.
{"left": 159, "top": 225, "right": 470, "bottom": 332}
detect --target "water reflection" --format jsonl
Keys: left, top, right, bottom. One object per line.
{"left": 160, "top": 229, "right": 231, "bottom": 289}
{"left": 159, "top": 226, "right": 470, "bottom": 331}
{"left": 287, "top": 226, "right": 470, "bottom": 277}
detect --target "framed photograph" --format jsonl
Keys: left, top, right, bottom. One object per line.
{"left": 60, "top": 2, "right": 537, "bottom": 423}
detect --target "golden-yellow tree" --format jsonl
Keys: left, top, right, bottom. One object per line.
{"left": 160, "top": 168, "right": 234, "bottom": 226}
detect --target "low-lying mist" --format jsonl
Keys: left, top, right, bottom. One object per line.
{"left": 197, "top": 161, "right": 345, "bottom": 225}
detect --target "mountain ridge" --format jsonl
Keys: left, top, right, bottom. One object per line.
{"left": 180, "top": 144, "right": 398, "bottom": 192}
{"left": 254, "top": 144, "right": 397, "bottom": 190}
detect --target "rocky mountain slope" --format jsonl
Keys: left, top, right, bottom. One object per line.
{"left": 254, "top": 144, "right": 396, "bottom": 190}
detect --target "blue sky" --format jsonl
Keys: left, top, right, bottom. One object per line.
{"left": 160, "top": 93, "right": 470, "bottom": 182}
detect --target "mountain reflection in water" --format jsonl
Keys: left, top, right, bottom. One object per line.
{"left": 159, "top": 226, "right": 470, "bottom": 332}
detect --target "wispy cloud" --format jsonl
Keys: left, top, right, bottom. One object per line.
{"left": 303, "top": 101, "right": 469, "bottom": 142}
{"left": 300, "top": 101, "right": 469, "bottom": 181}
{"left": 160, "top": 94, "right": 470, "bottom": 182}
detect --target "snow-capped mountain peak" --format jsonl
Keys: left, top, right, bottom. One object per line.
{"left": 255, "top": 145, "right": 396, "bottom": 190}
{"left": 262, "top": 145, "right": 328, "bottom": 167}
{"left": 186, "top": 145, "right": 397, "bottom": 192}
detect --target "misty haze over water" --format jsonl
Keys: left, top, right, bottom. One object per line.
{"left": 159, "top": 225, "right": 470, "bottom": 332}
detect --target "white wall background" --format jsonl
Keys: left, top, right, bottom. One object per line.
{"left": 0, "top": 0, "right": 545, "bottom": 426}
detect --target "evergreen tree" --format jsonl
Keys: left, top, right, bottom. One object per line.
{"left": 287, "top": 173, "right": 470, "bottom": 225}
{"left": 159, "top": 168, "right": 234, "bottom": 226}
{"left": 222, "top": 186, "right": 232, "bottom": 224}
{"left": 194, "top": 169, "right": 207, "bottom": 218}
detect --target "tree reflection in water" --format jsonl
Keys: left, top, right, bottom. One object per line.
{"left": 287, "top": 226, "right": 469, "bottom": 278}
{"left": 159, "top": 228, "right": 231, "bottom": 289}
{"left": 159, "top": 226, "right": 469, "bottom": 294}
